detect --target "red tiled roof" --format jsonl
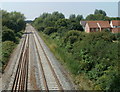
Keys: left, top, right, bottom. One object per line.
{"left": 98, "top": 21, "right": 111, "bottom": 28}
{"left": 87, "top": 21, "right": 99, "bottom": 28}
{"left": 111, "top": 20, "right": 120, "bottom": 26}
{"left": 87, "top": 21, "right": 111, "bottom": 28}
{"left": 112, "top": 28, "right": 120, "bottom": 33}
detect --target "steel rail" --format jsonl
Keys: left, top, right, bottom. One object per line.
{"left": 33, "top": 29, "right": 63, "bottom": 91}
{"left": 35, "top": 31, "right": 63, "bottom": 90}
{"left": 11, "top": 34, "right": 27, "bottom": 91}
{"left": 11, "top": 33, "right": 29, "bottom": 92}
{"left": 33, "top": 34, "right": 49, "bottom": 91}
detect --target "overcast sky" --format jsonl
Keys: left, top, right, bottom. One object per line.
{"left": 1, "top": 2, "right": 119, "bottom": 20}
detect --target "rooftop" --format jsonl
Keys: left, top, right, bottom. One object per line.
{"left": 86, "top": 21, "right": 111, "bottom": 28}
{"left": 111, "top": 20, "right": 120, "bottom": 26}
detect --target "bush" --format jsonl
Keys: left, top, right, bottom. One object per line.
{"left": 15, "top": 32, "right": 22, "bottom": 38}
{"left": 2, "top": 10, "right": 26, "bottom": 32}
{"left": 64, "top": 30, "right": 82, "bottom": 44}
{"left": 44, "top": 27, "right": 57, "bottom": 35}
{"left": 69, "top": 22, "right": 83, "bottom": 31}
{"left": 2, "top": 26, "right": 16, "bottom": 42}
{"left": 65, "top": 31, "right": 119, "bottom": 90}
{"left": 2, "top": 41, "right": 16, "bottom": 71}
{"left": 38, "top": 26, "right": 45, "bottom": 31}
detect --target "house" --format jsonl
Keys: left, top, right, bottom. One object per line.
{"left": 110, "top": 20, "right": 120, "bottom": 28}
{"left": 84, "top": 21, "right": 111, "bottom": 33}
{"left": 110, "top": 20, "right": 120, "bottom": 33}
{"left": 85, "top": 21, "right": 99, "bottom": 33}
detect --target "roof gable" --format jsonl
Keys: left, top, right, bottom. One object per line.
{"left": 80, "top": 21, "right": 86, "bottom": 27}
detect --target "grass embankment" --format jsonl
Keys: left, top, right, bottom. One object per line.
{"left": 1, "top": 41, "right": 16, "bottom": 72}
{"left": 38, "top": 32, "right": 93, "bottom": 90}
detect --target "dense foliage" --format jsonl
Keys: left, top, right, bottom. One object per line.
{"left": 94, "top": 9, "right": 107, "bottom": 16}
{"left": 33, "top": 10, "right": 120, "bottom": 91}
{"left": 85, "top": 9, "right": 120, "bottom": 21}
{"left": 33, "top": 11, "right": 84, "bottom": 33}
{"left": 2, "top": 10, "right": 26, "bottom": 32}
{"left": 1, "top": 41, "right": 16, "bottom": 71}
{"left": 1, "top": 10, "right": 26, "bottom": 72}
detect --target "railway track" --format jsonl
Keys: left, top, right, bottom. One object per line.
{"left": 8, "top": 24, "right": 73, "bottom": 91}
{"left": 11, "top": 33, "right": 29, "bottom": 91}
{"left": 32, "top": 28, "right": 63, "bottom": 91}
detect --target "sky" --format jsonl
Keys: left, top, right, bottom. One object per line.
{"left": 0, "top": 0, "right": 119, "bottom": 2}
{"left": 1, "top": 2, "right": 119, "bottom": 20}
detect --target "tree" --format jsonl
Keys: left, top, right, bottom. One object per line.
{"left": 64, "top": 30, "right": 82, "bottom": 44}
{"left": 86, "top": 14, "right": 107, "bottom": 20}
{"left": 52, "top": 11, "right": 65, "bottom": 19}
{"left": 69, "top": 22, "right": 83, "bottom": 31}
{"left": 17, "top": 18, "right": 26, "bottom": 31}
{"left": 76, "top": 15, "right": 83, "bottom": 21}
{"left": 69, "top": 14, "right": 76, "bottom": 20}
{"left": 2, "top": 26, "right": 16, "bottom": 42}
{"left": 2, "top": 10, "right": 26, "bottom": 32}
{"left": 55, "top": 19, "right": 69, "bottom": 28}
{"left": 40, "top": 13, "right": 51, "bottom": 19}
{"left": 85, "top": 9, "right": 108, "bottom": 20}
{"left": 2, "top": 10, "right": 10, "bottom": 26}
{"left": 1, "top": 10, "right": 26, "bottom": 72}
{"left": 94, "top": 9, "right": 107, "bottom": 16}
{"left": 44, "top": 27, "right": 57, "bottom": 35}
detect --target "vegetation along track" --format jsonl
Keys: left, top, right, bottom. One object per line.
{"left": 32, "top": 27, "right": 63, "bottom": 91}
{"left": 11, "top": 33, "right": 29, "bottom": 91}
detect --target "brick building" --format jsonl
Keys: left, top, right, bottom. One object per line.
{"left": 84, "top": 21, "right": 111, "bottom": 33}
{"left": 110, "top": 20, "right": 120, "bottom": 33}
{"left": 80, "top": 20, "right": 120, "bottom": 33}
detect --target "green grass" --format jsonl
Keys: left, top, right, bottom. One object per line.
{"left": 1, "top": 41, "right": 16, "bottom": 72}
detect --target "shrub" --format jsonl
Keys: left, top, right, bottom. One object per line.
{"left": 37, "top": 26, "right": 45, "bottom": 31}
{"left": 15, "top": 32, "right": 22, "bottom": 38}
{"left": 44, "top": 27, "right": 57, "bottom": 35}
{"left": 64, "top": 30, "right": 82, "bottom": 44}
{"left": 2, "top": 26, "right": 16, "bottom": 42}
{"left": 2, "top": 41, "right": 16, "bottom": 71}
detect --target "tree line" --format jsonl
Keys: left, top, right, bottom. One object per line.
{"left": 33, "top": 9, "right": 120, "bottom": 91}
{"left": 1, "top": 10, "right": 26, "bottom": 72}
{"left": 86, "top": 9, "right": 120, "bottom": 20}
